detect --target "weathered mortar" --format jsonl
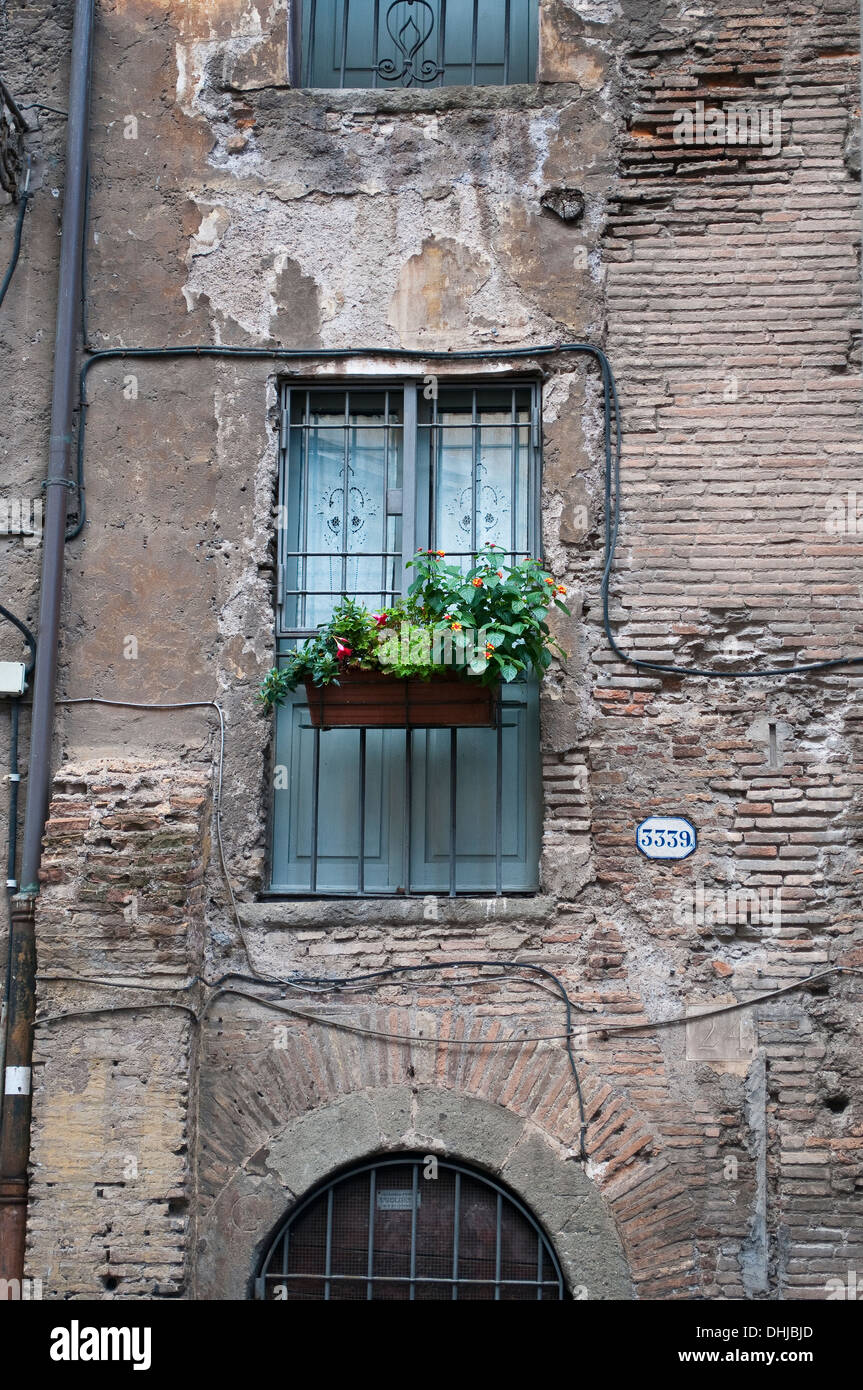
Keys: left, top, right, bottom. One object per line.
{"left": 0, "top": 0, "right": 859, "bottom": 1299}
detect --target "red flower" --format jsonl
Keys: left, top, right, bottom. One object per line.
{"left": 335, "top": 642, "right": 352, "bottom": 660}
{"left": 372, "top": 613, "right": 388, "bottom": 627}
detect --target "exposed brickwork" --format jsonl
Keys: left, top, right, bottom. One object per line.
{"left": 591, "top": 0, "right": 863, "bottom": 1301}
{"left": 26, "top": 761, "right": 210, "bottom": 1298}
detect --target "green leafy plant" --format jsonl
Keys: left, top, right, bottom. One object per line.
{"left": 257, "top": 597, "right": 378, "bottom": 709}
{"left": 257, "top": 547, "right": 569, "bottom": 709}
{"left": 405, "top": 544, "right": 569, "bottom": 685}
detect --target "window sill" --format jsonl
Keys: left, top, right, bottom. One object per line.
{"left": 283, "top": 83, "right": 580, "bottom": 115}
{"left": 241, "top": 895, "right": 554, "bottom": 931}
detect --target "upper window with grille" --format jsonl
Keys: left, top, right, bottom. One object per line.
{"left": 299, "top": 0, "right": 538, "bottom": 89}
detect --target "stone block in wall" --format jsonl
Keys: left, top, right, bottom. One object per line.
{"left": 173, "top": 0, "right": 291, "bottom": 99}
{"left": 538, "top": 0, "right": 611, "bottom": 88}
{"left": 36, "top": 760, "right": 211, "bottom": 979}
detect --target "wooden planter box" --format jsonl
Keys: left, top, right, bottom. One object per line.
{"left": 304, "top": 670, "right": 497, "bottom": 729}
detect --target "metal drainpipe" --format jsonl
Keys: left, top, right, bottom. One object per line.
{"left": 0, "top": 698, "right": 22, "bottom": 1096}
{"left": 0, "top": 0, "right": 95, "bottom": 1287}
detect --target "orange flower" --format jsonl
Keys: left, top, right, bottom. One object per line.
{"left": 556, "top": 584, "right": 567, "bottom": 595}
{"left": 544, "top": 576, "right": 555, "bottom": 585}
{"left": 472, "top": 577, "right": 483, "bottom": 588}
{"left": 451, "top": 622, "right": 462, "bottom": 632}
{"left": 496, "top": 570, "right": 503, "bottom": 578}
{"left": 436, "top": 550, "right": 446, "bottom": 557}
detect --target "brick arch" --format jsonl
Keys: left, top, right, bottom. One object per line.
{"left": 195, "top": 1086, "right": 633, "bottom": 1299}
{"left": 195, "top": 1003, "right": 701, "bottom": 1299}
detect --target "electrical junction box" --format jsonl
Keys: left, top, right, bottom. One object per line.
{"left": 0, "top": 662, "right": 27, "bottom": 695}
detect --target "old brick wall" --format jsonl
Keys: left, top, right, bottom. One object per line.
{"left": 0, "top": 0, "right": 859, "bottom": 1300}
{"left": 25, "top": 761, "right": 211, "bottom": 1297}
{"left": 599, "top": 0, "right": 863, "bottom": 1299}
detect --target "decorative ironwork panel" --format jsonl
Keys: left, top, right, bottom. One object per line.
{"left": 302, "top": 0, "right": 538, "bottom": 89}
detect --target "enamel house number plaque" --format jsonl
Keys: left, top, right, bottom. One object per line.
{"left": 636, "top": 815, "right": 697, "bottom": 861}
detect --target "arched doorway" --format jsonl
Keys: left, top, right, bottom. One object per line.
{"left": 255, "top": 1154, "right": 566, "bottom": 1300}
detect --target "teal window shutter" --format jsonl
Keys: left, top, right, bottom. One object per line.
{"left": 269, "top": 380, "right": 542, "bottom": 895}
{"left": 302, "top": 0, "right": 538, "bottom": 89}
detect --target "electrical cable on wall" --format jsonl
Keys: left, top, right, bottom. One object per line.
{"left": 32, "top": 957, "right": 863, "bottom": 1163}
{"left": 66, "top": 341, "right": 863, "bottom": 678}
{"left": 0, "top": 156, "right": 30, "bottom": 311}
{"left": 0, "top": 603, "right": 36, "bottom": 671}
{"left": 0, "top": 76, "right": 31, "bottom": 311}
{"left": 44, "top": 696, "right": 584, "bottom": 1157}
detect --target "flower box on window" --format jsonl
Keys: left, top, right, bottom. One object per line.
{"left": 258, "top": 547, "right": 570, "bottom": 746}
{"left": 304, "top": 669, "right": 497, "bottom": 730}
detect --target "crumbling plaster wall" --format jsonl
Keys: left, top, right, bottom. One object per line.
{"left": 0, "top": 0, "right": 859, "bottom": 1299}
{"left": 60, "top": 0, "right": 619, "bottom": 917}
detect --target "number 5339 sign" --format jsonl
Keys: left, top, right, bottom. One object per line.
{"left": 636, "top": 815, "right": 697, "bottom": 860}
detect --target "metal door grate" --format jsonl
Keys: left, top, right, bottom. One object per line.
{"left": 256, "top": 1156, "right": 565, "bottom": 1300}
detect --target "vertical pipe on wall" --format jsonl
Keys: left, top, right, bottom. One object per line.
{"left": 0, "top": 0, "right": 96, "bottom": 1288}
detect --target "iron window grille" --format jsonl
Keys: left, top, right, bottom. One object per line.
{"left": 255, "top": 1156, "right": 566, "bottom": 1299}
{"left": 269, "top": 378, "right": 544, "bottom": 897}
{"left": 299, "top": 0, "right": 538, "bottom": 89}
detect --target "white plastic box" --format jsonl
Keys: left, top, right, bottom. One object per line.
{"left": 0, "top": 662, "right": 27, "bottom": 695}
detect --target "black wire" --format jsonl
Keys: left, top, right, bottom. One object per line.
{"left": 65, "top": 341, "right": 609, "bottom": 539}
{"left": 0, "top": 186, "right": 29, "bottom": 310}
{"left": 279, "top": 958, "right": 588, "bottom": 1160}
{"left": 0, "top": 79, "right": 29, "bottom": 131}
{"left": 17, "top": 103, "right": 67, "bottom": 117}
{"left": 67, "top": 341, "right": 862, "bottom": 678}
{"left": 0, "top": 602, "right": 36, "bottom": 672}
{"left": 30, "top": 958, "right": 863, "bottom": 1158}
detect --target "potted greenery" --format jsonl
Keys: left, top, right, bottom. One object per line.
{"left": 258, "top": 545, "right": 569, "bottom": 729}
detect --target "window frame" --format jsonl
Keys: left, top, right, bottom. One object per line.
{"left": 266, "top": 372, "right": 544, "bottom": 899}
{"left": 275, "top": 376, "right": 541, "bottom": 642}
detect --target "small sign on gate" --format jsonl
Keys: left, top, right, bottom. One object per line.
{"left": 377, "top": 1190, "right": 420, "bottom": 1211}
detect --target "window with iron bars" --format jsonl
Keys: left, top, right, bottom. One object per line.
{"left": 268, "top": 378, "right": 543, "bottom": 896}
{"left": 256, "top": 1156, "right": 566, "bottom": 1299}
{"left": 298, "top": 0, "right": 538, "bottom": 89}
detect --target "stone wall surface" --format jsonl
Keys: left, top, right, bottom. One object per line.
{"left": 0, "top": 0, "right": 859, "bottom": 1299}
